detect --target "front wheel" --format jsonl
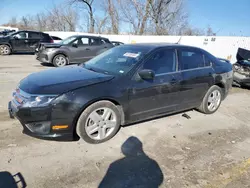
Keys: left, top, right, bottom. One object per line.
{"left": 197, "top": 85, "right": 223, "bottom": 114}
{"left": 52, "top": 54, "right": 67, "bottom": 67}
{"left": 76, "top": 101, "right": 121, "bottom": 144}
{"left": 0, "top": 45, "right": 11, "bottom": 55}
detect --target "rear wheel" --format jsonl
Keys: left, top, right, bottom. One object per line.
{"left": 76, "top": 101, "right": 121, "bottom": 144}
{"left": 0, "top": 45, "right": 11, "bottom": 55}
{"left": 53, "top": 54, "right": 67, "bottom": 67}
{"left": 197, "top": 85, "right": 222, "bottom": 114}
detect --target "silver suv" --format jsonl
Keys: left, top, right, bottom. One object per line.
{"left": 36, "top": 35, "right": 114, "bottom": 67}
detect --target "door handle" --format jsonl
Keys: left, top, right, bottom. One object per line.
{"left": 24, "top": 40, "right": 28, "bottom": 43}
{"left": 85, "top": 48, "right": 90, "bottom": 51}
{"left": 104, "top": 46, "right": 107, "bottom": 48}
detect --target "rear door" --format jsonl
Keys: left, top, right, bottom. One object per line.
{"left": 177, "top": 47, "right": 214, "bottom": 110}
{"left": 87, "top": 37, "right": 110, "bottom": 57}
{"left": 10, "top": 31, "right": 29, "bottom": 51}
{"left": 27, "top": 31, "right": 41, "bottom": 52}
{"left": 128, "top": 48, "right": 182, "bottom": 121}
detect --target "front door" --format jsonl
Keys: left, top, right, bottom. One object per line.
{"left": 69, "top": 36, "right": 92, "bottom": 63}
{"left": 11, "top": 31, "right": 29, "bottom": 52}
{"left": 128, "top": 48, "right": 182, "bottom": 121}
{"left": 177, "top": 47, "right": 214, "bottom": 110}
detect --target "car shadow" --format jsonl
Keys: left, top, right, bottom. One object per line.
{"left": 98, "top": 136, "right": 164, "bottom": 188}
{"left": 0, "top": 171, "right": 26, "bottom": 188}
{"left": 40, "top": 63, "right": 54, "bottom": 67}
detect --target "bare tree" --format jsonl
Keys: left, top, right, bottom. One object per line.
{"left": 116, "top": 0, "right": 187, "bottom": 35}
{"left": 206, "top": 25, "right": 215, "bottom": 36}
{"left": 117, "top": 0, "right": 152, "bottom": 34}
{"left": 70, "top": 0, "right": 95, "bottom": 33}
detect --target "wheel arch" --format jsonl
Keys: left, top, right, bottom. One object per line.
{"left": 72, "top": 98, "right": 125, "bottom": 138}
{"left": 214, "top": 82, "right": 226, "bottom": 99}
{"left": 0, "top": 43, "right": 12, "bottom": 50}
{"left": 52, "top": 52, "right": 69, "bottom": 64}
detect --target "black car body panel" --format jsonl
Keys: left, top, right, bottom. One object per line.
{"left": 36, "top": 35, "right": 114, "bottom": 65}
{"left": 0, "top": 30, "right": 53, "bottom": 53}
{"left": 9, "top": 44, "right": 233, "bottom": 141}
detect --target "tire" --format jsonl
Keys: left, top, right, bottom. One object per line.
{"left": 76, "top": 100, "right": 121, "bottom": 144}
{"left": 52, "top": 54, "right": 68, "bottom": 67}
{"left": 0, "top": 45, "right": 11, "bottom": 55}
{"left": 197, "top": 85, "right": 223, "bottom": 114}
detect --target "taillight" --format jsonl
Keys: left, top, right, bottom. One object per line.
{"left": 50, "top": 39, "right": 54, "bottom": 43}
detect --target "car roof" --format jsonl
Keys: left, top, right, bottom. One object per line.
{"left": 122, "top": 43, "right": 202, "bottom": 51}
{"left": 70, "top": 35, "right": 109, "bottom": 40}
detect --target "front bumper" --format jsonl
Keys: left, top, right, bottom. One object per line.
{"left": 8, "top": 101, "right": 76, "bottom": 141}
{"left": 233, "top": 72, "right": 250, "bottom": 87}
{"left": 36, "top": 51, "right": 51, "bottom": 63}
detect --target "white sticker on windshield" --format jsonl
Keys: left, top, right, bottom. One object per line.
{"left": 119, "top": 70, "right": 124, "bottom": 74}
{"left": 123, "top": 52, "right": 139, "bottom": 58}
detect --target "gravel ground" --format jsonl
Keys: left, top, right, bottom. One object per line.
{"left": 1, "top": 55, "right": 250, "bottom": 188}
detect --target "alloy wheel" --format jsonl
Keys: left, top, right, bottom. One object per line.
{"left": 55, "top": 56, "right": 67, "bottom": 66}
{"left": 0, "top": 45, "right": 10, "bottom": 55}
{"left": 85, "top": 107, "right": 117, "bottom": 140}
{"left": 207, "top": 90, "right": 221, "bottom": 111}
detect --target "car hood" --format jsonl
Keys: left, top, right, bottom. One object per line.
{"left": 19, "top": 65, "right": 114, "bottom": 94}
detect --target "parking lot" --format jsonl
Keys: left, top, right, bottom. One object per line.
{"left": 1, "top": 54, "right": 250, "bottom": 188}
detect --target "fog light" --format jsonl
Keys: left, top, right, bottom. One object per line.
{"left": 25, "top": 121, "right": 51, "bottom": 134}
{"left": 52, "top": 125, "right": 69, "bottom": 130}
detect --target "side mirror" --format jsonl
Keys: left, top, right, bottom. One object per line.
{"left": 138, "top": 69, "right": 155, "bottom": 80}
{"left": 12, "top": 36, "right": 18, "bottom": 40}
{"left": 72, "top": 43, "right": 78, "bottom": 48}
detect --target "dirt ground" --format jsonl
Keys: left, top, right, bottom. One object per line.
{"left": 1, "top": 55, "right": 250, "bottom": 188}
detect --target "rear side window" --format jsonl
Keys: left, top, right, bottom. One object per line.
{"left": 143, "top": 49, "right": 176, "bottom": 75}
{"left": 51, "top": 36, "right": 62, "bottom": 40}
{"left": 178, "top": 49, "right": 204, "bottom": 70}
{"left": 29, "top": 32, "right": 41, "bottom": 39}
{"left": 204, "top": 55, "right": 213, "bottom": 67}
{"left": 90, "top": 38, "right": 101, "bottom": 46}
{"left": 41, "top": 33, "right": 52, "bottom": 40}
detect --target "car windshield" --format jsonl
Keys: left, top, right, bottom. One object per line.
{"left": 82, "top": 46, "right": 149, "bottom": 75}
{"left": 60, "top": 36, "right": 77, "bottom": 45}
{"left": 6, "top": 31, "right": 19, "bottom": 37}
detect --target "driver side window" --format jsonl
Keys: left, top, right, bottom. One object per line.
{"left": 13, "top": 32, "right": 28, "bottom": 39}
{"left": 143, "top": 49, "right": 176, "bottom": 75}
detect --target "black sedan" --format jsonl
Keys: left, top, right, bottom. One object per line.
{"left": 8, "top": 44, "right": 233, "bottom": 143}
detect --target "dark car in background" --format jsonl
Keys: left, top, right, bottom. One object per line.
{"left": 233, "top": 48, "right": 250, "bottom": 87}
{"left": 0, "top": 30, "right": 53, "bottom": 55}
{"left": 36, "top": 35, "right": 114, "bottom": 67}
{"left": 8, "top": 44, "right": 233, "bottom": 143}
{"left": 0, "top": 29, "right": 17, "bottom": 37}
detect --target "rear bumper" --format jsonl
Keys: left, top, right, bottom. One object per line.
{"left": 8, "top": 101, "right": 77, "bottom": 141}
{"left": 233, "top": 72, "right": 250, "bottom": 87}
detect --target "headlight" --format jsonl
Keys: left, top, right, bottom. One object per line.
{"left": 22, "top": 95, "right": 57, "bottom": 107}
